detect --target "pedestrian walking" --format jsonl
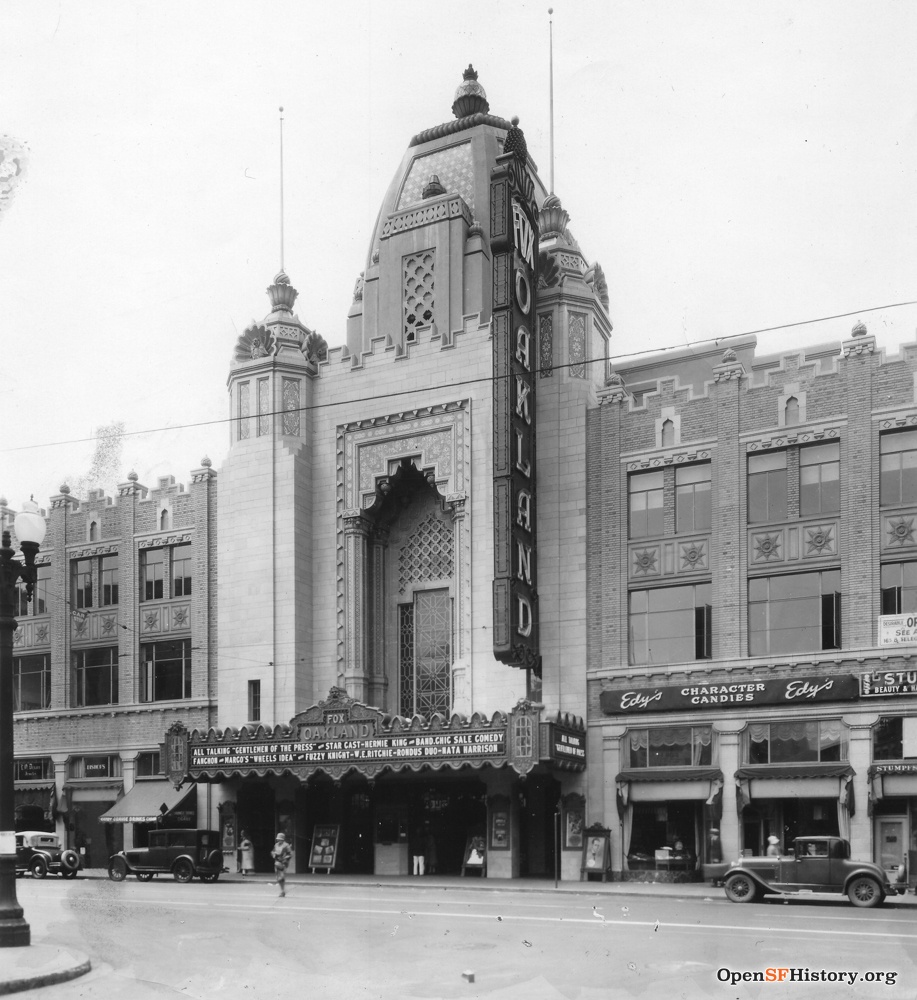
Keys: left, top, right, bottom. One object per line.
{"left": 271, "top": 832, "right": 292, "bottom": 897}
{"left": 239, "top": 830, "right": 254, "bottom": 876}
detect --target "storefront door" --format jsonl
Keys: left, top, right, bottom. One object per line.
{"left": 876, "top": 817, "right": 906, "bottom": 873}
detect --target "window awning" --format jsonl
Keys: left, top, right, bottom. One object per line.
{"left": 734, "top": 763, "right": 854, "bottom": 782}
{"left": 615, "top": 768, "right": 723, "bottom": 804}
{"left": 735, "top": 763, "right": 855, "bottom": 812}
{"left": 14, "top": 783, "right": 56, "bottom": 821}
{"left": 99, "top": 782, "right": 194, "bottom": 824}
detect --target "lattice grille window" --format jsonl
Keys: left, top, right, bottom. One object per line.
{"left": 398, "top": 512, "right": 453, "bottom": 594}
{"left": 282, "top": 378, "right": 300, "bottom": 436}
{"left": 399, "top": 589, "right": 451, "bottom": 717}
{"left": 514, "top": 715, "right": 534, "bottom": 757}
{"left": 238, "top": 382, "right": 250, "bottom": 440}
{"left": 403, "top": 250, "right": 435, "bottom": 342}
{"left": 258, "top": 378, "right": 270, "bottom": 436}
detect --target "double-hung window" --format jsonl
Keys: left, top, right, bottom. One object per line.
{"left": 629, "top": 471, "right": 664, "bottom": 538}
{"left": 675, "top": 464, "right": 711, "bottom": 533}
{"left": 12, "top": 655, "right": 50, "bottom": 711}
{"left": 72, "top": 647, "right": 118, "bottom": 707}
{"left": 799, "top": 442, "right": 839, "bottom": 516}
{"left": 71, "top": 558, "right": 93, "bottom": 610}
{"left": 140, "top": 638, "right": 192, "bottom": 702}
{"left": 748, "top": 451, "right": 787, "bottom": 523}
{"left": 880, "top": 429, "right": 917, "bottom": 506}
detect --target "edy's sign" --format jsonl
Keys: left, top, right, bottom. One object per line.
{"left": 600, "top": 674, "right": 860, "bottom": 715}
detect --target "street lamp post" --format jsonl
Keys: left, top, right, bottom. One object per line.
{"left": 0, "top": 499, "right": 47, "bottom": 947}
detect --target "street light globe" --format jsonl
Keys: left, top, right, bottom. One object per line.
{"left": 14, "top": 498, "right": 47, "bottom": 547}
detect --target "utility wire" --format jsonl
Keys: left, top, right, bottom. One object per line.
{"left": 2, "top": 299, "right": 915, "bottom": 456}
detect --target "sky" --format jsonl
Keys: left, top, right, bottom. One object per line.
{"left": 2, "top": 1, "right": 916, "bottom": 512}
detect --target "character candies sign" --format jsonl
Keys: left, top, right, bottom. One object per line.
{"left": 490, "top": 145, "right": 540, "bottom": 672}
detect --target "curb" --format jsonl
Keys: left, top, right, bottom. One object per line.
{"left": 0, "top": 945, "right": 91, "bottom": 997}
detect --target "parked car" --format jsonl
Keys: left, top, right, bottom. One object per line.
{"left": 108, "top": 828, "right": 225, "bottom": 883}
{"left": 723, "top": 836, "right": 907, "bottom": 908}
{"left": 15, "top": 831, "right": 82, "bottom": 879}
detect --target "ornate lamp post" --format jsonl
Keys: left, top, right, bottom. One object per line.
{"left": 0, "top": 499, "right": 47, "bottom": 947}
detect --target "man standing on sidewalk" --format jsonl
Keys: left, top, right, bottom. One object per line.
{"left": 271, "top": 832, "right": 292, "bottom": 897}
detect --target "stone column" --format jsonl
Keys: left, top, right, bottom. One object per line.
{"left": 120, "top": 756, "right": 137, "bottom": 850}
{"left": 714, "top": 723, "right": 744, "bottom": 863}
{"left": 369, "top": 526, "right": 389, "bottom": 707}
{"left": 448, "top": 496, "right": 470, "bottom": 714}
{"left": 845, "top": 714, "right": 878, "bottom": 861}
{"left": 342, "top": 512, "right": 371, "bottom": 701}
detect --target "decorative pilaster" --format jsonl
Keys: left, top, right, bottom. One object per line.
{"left": 449, "top": 496, "right": 470, "bottom": 713}
{"left": 369, "top": 526, "right": 389, "bottom": 706}
{"left": 342, "top": 512, "right": 371, "bottom": 702}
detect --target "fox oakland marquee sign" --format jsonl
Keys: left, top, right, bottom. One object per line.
{"left": 490, "top": 142, "right": 540, "bottom": 673}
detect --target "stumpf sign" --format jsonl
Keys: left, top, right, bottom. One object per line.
{"left": 490, "top": 133, "right": 540, "bottom": 673}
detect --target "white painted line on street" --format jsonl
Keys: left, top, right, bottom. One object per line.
{"left": 96, "top": 895, "right": 917, "bottom": 941}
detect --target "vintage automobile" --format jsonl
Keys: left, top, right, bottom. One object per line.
{"left": 15, "top": 831, "right": 82, "bottom": 879}
{"left": 723, "top": 836, "right": 907, "bottom": 908}
{"left": 108, "top": 829, "right": 225, "bottom": 883}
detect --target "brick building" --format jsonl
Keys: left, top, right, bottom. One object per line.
{"left": 587, "top": 324, "right": 917, "bottom": 880}
{"left": 4, "top": 467, "right": 218, "bottom": 865}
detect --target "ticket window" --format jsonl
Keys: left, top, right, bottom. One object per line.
{"left": 374, "top": 804, "right": 409, "bottom": 875}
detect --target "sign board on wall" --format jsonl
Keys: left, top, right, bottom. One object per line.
{"left": 600, "top": 674, "right": 861, "bottom": 715}
{"left": 490, "top": 141, "right": 540, "bottom": 673}
{"left": 878, "top": 615, "right": 917, "bottom": 647}
{"left": 860, "top": 669, "right": 917, "bottom": 697}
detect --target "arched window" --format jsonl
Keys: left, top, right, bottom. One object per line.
{"left": 160, "top": 509, "right": 170, "bottom": 531}
{"left": 785, "top": 396, "right": 800, "bottom": 426}
{"left": 661, "top": 419, "right": 675, "bottom": 447}
{"left": 89, "top": 521, "right": 98, "bottom": 541}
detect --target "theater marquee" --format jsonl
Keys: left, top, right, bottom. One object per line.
{"left": 165, "top": 690, "right": 585, "bottom": 785}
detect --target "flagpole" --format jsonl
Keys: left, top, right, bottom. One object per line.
{"left": 548, "top": 8, "right": 555, "bottom": 194}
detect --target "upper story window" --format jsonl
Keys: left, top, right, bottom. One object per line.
{"left": 136, "top": 751, "right": 161, "bottom": 777}
{"left": 71, "top": 646, "right": 118, "bottom": 707}
{"left": 880, "top": 429, "right": 917, "bottom": 506}
{"left": 17, "top": 563, "right": 50, "bottom": 617}
{"left": 744, "top": 719, "right": 847, "bottom": 764}
{"left": 141, "top": 545, "right": 192, "bottom": 601}
{"left": 140, "top": 638, "right": 192, "bottom": 702}
{"left": 881, "top": 561, "right": 917, "bottom": 614}
{"left": 172, "top": 544, "right": 192, "bottom": 597}
{"left": 627, "top": 726, "right": 713, "bottom": 768}
{"left": 628, "top": 471, "right": 664, "bottom": 538}
{"left": 873, "top": 717, "right": 903, "bottom": 761}
{"left": 748, "top": 569, "right": 840, "bottom": 656}
{"left": 71, "top": 558, "right": 93, "bottom": 610}
{"left": 675, "top": 464, "right": 711, "bottom": 533}
{"left": 248, "top": 679, "right": 261, "bottom": 723}
{"left": 799, "top": 442, "right": 839, "bottom": 516}
{"left": 12, "top": 654, "right": 50, "bottom": 712}
{"left": 747, "top": 450, "right": 787, "bottom": 523}
{"left": 101, "top": 554, "right": 119, "bottom": 606}
{"left": 629, "top": 583, "right": 712, "bottom": 665}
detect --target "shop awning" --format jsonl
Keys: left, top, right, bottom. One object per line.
{"left": 735, "top": 763, "right": 855, "bottom": 810}
{"left": 615, "top": 768, "right": 723, "bottom": 804}
{"left": 14, "top": 783, "right": 56, "bottom": 821}
{"left": 99, "top": 782, "right": 194, "bottom": 824}
{"left": 867, "top": 763, "right": 917, "bottom": 810}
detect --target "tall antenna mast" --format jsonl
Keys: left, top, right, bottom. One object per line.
{"left": 548, "top": 8, "right": 555, "bottom": 194}
{"left": 279, "top": 105, "right": 285, "bottom": 271}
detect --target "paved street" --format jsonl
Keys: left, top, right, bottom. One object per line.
{"left": 3, "top": 874, "right": 916, "bottom": 999}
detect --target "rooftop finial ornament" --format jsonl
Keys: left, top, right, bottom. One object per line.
{"left": 452, "top": 64, "right": 489, "bottom": 119}
{"left": 503, "top": 116, "right": 528, "bottom": 163}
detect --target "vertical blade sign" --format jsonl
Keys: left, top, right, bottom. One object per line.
{"left": 490, "top": 149, "right": 540, "bottom": 674}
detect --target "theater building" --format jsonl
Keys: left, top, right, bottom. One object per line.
{"left": 587, "top": 325, "right": 917, "bottom": 880}
{"left": 160, "top": 67, "right": 605, "bottom": 879}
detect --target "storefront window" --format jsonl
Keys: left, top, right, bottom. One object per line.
{"left": 627, "top": 726, "right": 713, "bottom": 768}
{"left": 68, "top": 755, "right": 122, "bottom": 779}
{"left": 743, "top": 720, "right": 847, "bottom": 764}
{"left": 873, "top": 717, "right": 903, "bottom": 761}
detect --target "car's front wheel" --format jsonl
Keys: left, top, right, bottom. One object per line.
{"left": 108, "top": 857, "right": 128, "bottom": 882}
{"left": 29, "top": 857, "right": 48, "bottom": 879}
{"left": 724, "top": 873, "right": 757, "bottom": 903}
{"left": 172, "top": 858, "right": 195, "bottom": 883}
{"left": 847, "top": 876, "right": 884, "bottom": 908}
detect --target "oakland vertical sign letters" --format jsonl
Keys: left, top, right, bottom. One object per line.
{"left": 490, "top": 148, "right": 540, "bottom": 673}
